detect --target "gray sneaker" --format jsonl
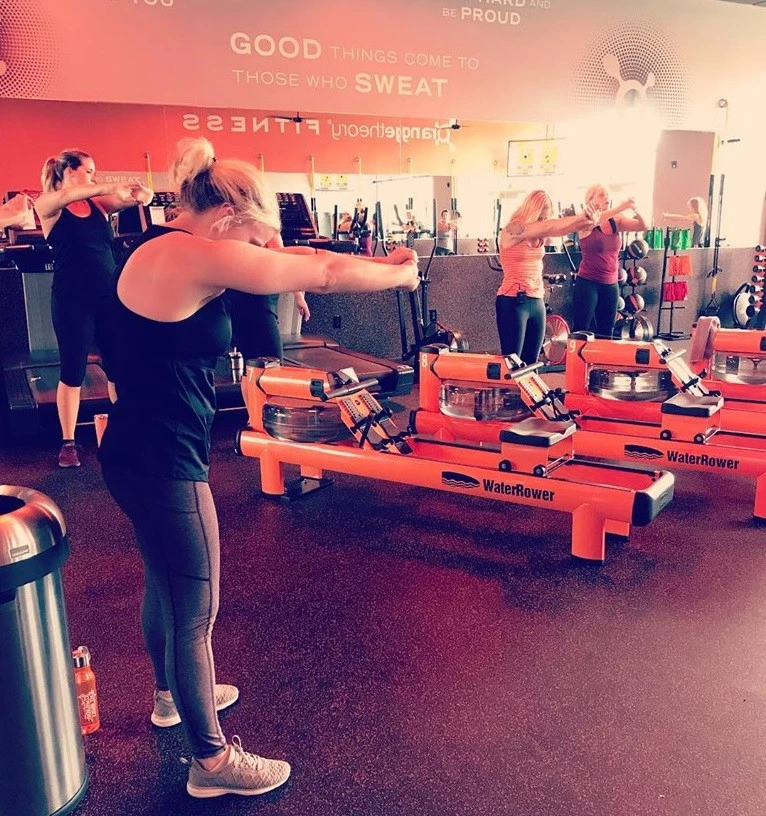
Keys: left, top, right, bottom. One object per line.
{"left": 186, "top": 736, "right": 291, "bottom": 798}
{"left": 151, "top": 684, "right": 239, "bottom": 728}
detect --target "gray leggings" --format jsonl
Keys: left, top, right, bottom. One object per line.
{"left": 101, "top": 465, "right": 226, "bottom": 758}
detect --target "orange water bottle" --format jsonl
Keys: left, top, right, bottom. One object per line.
{"left": 73, "top": 646, "right": 100, "bottom": 735}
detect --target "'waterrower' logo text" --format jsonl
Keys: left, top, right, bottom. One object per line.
{"left": 666, "top": 451, "right": 739, "bottom": 470}
{"left": 482, "top": 480, "right": 556, "bottom": 502}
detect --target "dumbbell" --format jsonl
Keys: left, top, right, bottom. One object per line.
{"left": 544, "top": 273, "right": 567, "bottom": 285}
{"left": 624, "top": 293, "right": 645, "bottom": 313}
{"left": 618, "top": 268, "right": 629, "bottom": 284}
{"left": 629, "top": 266, "right": 648, "bottom": 286}
{"left": 756, "top": 245, "right": 766, "bottom": 253}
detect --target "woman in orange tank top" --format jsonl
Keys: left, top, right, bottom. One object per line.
{"left": 497, "top": 190, "right": 593, "bottom": 363}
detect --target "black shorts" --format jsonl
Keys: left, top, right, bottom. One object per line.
{"left": 51, "top": 291, "right": 116, "bottom": 386}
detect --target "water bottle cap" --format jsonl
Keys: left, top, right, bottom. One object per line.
{"left": 72, "top": 646, "right": 91, "bottom": 668}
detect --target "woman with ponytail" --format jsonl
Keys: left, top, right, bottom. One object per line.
{"left": 572, "top": 184, "right": 647, "bottom": 338}
{"left": 662, "top": 195, "right": 708, "bottom": 247}
{"left": 97, "top": 138, "right": 419, "bottom": 800}
{"left": 34, "top": 149, "right": 153, "bottom": 467}
{"left": 497, "top": 190, "right": 595, "bottom": 362}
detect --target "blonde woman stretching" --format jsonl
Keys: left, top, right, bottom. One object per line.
{"left": 662, "top": 196, "right": 707, "bottom": 247}
{"left": 497, "top": 190, "right": 594, "bottom": 362}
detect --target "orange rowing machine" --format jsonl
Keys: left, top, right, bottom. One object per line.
{"left": 563, "top": 332, "right": 764, "bottom": 436}
{"left": 236, "top": 358, "right": 674, "bottom": 562}
{"left": 411, "top": 343, "right": 766, "bottom": 522}
{"left": 690, "top": 325, "right": 766, "bottom": 418}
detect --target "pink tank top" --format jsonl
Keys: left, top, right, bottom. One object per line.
{"left": 497, "top": 239, "right": 545, "bottom": 298}
{"left": 578, "top": 220, "right": 621, "bottom": 284}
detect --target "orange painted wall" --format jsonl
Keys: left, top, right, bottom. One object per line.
{"left": 0, "top": 99, "right": 543, "bottom": 191}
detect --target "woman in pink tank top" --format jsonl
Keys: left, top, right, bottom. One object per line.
{"left": 573, "top": 184, "right": 647, "bottom": 338}
{"left": 497, "top": 190, "right": 593, "bottom": 363}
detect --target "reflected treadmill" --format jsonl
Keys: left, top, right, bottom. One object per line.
{"left": 0, "top": 199, "right": 412, "bottom": 440}
{"left": 273, "top": 192, "right": 413, "bottom": 398}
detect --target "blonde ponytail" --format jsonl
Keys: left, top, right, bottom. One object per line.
{"left": 170, "top": 138, "right": 280, "bottom": 233}
{"left": 40, "top": 149, "right": 91, "bottom": 191}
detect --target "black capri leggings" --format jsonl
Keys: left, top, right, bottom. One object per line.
{"left": 495, "top": 294, "right": 546, "bottom": 364}
{"left": 52, "top": 292, "right": 116, "bottom": 386}
{"left": 101, "top": 464, "right": 226, "bottom": 759}
{"left": 225, "top": 291, "right": 282, "bottom": 361}
{"left": 572, "top": 277, "right": 619, "bottom": 339}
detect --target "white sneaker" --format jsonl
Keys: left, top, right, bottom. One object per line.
{"left": 186, "top": 736, "right": 291, "bottom": 798}
{"left": 150, "top": 684, "right": 239, "bottom": 728}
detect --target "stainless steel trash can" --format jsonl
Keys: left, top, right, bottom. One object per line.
{"left": 0, "top": 486, "right": 88, "bottom": 816}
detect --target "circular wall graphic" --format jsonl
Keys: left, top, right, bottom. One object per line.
{"left": 573, "top": 20, "right": 689, "bottom": 127}
{"left": 0, "top": 0, "right": 58, "bottom": 97}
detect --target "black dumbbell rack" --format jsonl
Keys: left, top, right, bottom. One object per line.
{"left": 656, "top": 226, "right": 690, "bottom": 341}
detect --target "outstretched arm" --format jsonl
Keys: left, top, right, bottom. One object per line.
{"left": 35, "top": 182, "right": 139, "bottom": 220}
{"left": 161, "top": 236, "right": 421, "bottom": 297}
{"left": 503, "top": 211, "right": 594, "bottom": 244}
{"left": 661, "top": 211, "right": 695, "bottom": 222}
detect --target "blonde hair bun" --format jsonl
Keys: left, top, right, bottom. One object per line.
{"left": 171, "top": 137, "right": 216, "bottom": 192}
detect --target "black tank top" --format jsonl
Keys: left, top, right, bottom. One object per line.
{"left": 98, "top": 226, "right": 232, "bottom": 481}
{"left": 47, "top": 199, "right": 116, "bottom": 300}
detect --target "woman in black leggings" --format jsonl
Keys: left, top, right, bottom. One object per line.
{"left": 572, "top": 185, "right": 647, "bottom": 338}
{"left": 98, "top": 137, "right": 420, "bottom": 799}
{"left": 34, "top": 150, "right": 152, "bottom": 467}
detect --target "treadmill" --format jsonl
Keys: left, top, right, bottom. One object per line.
{"left": 274, "top": 193, "right": 414, "bottom": 398}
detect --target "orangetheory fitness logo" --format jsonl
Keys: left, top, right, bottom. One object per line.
{"left": 572, "top": 20, "right": 689, "bottom": 127}
{"left": 0, "top": 0, "right": 59, "bottom": 97}
{"left": 182, "top": 113, "right": 460, "bottom": 152}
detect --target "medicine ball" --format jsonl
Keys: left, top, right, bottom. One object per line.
{"left": 627, "top": 238, "right": 649, "bottom": 260}
{"left": 629, "top": 267, "right": 648, "bottom": 286}
{"left": 618, "top": 268, "right": 629, "bottom": 284}
{"left": 625, "top": 293, "right": 645, "bottom": 313}
{"left": 616, "top": 295, "right": 626, "bottom": 312}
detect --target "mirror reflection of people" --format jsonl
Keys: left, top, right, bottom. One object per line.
{"left": 337, "top": 211, "right": 353, "bottom": 234}
{"left": 573, "top": 185, "right": 647, "bottom": 338}
{"left": 34, "top": 149, "right": 153, "bottom": 468}
{"left": 97, "top": 137, "right": 419, "bottom": 800}
{"left": 402, "top": 210, "right": 422, "bottom": 249}
{"left": 661, "top": 196, "right": 707, "bottom": 247}
{"left": 497, "top": 190, "right": 595, "bottom": 362}
{"left": 435, "top": 209, "right": 459, "bottom": 256}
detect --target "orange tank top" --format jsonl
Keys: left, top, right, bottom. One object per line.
{"left": 497, "top": 239, "right": 545, "bottom": 298}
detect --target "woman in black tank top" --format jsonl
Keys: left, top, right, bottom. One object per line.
{"left": 98, "top": 136, "right": 420, "bottom": 800}
{"left": 34, "top": 149, "right": 153, "bottom": 468}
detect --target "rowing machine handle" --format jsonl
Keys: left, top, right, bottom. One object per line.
{"left": 322, "top": 378, "right": 380, "bottom": 400}
{"left": 504, "top": 357, "right": 544, "bottom": 379}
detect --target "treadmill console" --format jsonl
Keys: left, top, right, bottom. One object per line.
{"left": 277, "top": 192, "right": 357, "bottom": 253}
{"left": 113, "top": 191, "right": 180, "bottom": 237}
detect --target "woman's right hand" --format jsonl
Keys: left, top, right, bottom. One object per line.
{"left": 104, "top": 182, "right": 137, "bottom": 201}
{"left": 377, "top": 247, "right": 421, "bottom": 291}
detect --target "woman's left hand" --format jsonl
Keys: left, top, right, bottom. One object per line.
{"left": 295, "top": 292, "right": 311, "bottom": 322}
